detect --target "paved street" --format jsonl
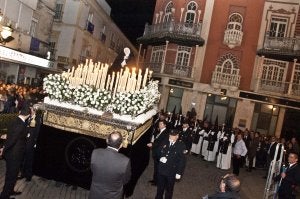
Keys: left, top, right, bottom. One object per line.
{"left": 0, "top": 154, "right": 266, "bottom": 199}
{"left": 128, "top": 155, "right": 265, "bottom": 199}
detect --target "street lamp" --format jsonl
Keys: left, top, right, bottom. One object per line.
{"left": 0, "top": 25, "right": 14, "bottom": 43}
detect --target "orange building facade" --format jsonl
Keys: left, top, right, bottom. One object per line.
{"left": 137, "top": 0, "right": 300, "bottom": 137}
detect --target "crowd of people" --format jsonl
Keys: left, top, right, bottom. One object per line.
{"left": 146, "top": 109, "right": 300, "bottom": 199}
{"left": 0, "top": 83, "right": 44, "bottom": 113}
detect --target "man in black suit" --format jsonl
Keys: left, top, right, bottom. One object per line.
{"left": 0, "top": 105, "right": 31, "bottom": 199}
{"left": 275, "top": 152, "right": 300, "bottom": 199}
{"left": 147, "top": 120, "right": 169, "bottom": 186}
{"left": 89, "top": 131, "right": 131, "bottom": 199}
{"left": 179, "top": 120, "right": 193, "bottom": 154}
{"left": 155, "top": 129, "right": 186, "bottom": 199}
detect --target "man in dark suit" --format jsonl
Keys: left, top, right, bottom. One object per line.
{"left": 0, "top": 105, "right": 31, "bottom": 199}
{"left": 147, "top": 120, "right": 169, "bottom": 186}
{"left": 89, "top": 132, "right": 131, "bottom": 199}
{"left": 275, "top": 152, "right": 300, "bottom": 199}
{"left": 155, "top": 129, "right": 186, "bottom": 199}
{"left": 178, "top": 120, "right": 193, "bottom": 154}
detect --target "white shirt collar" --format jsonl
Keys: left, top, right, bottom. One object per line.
{"left": 289, "top": 162, "right": 296, "bottom": 168}
{"left": 160, "top": 127, "right": 166, "bottom": 132}
{"left": 18, "top": 115, "right": 26, "bottom": 123}
{"left": 107, "top": 146, "right": 119, "bottom": 152}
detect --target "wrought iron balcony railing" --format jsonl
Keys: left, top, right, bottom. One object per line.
{"left": 223, "top": 28, "right": 243, "bottom": 48}
{"left": 211, "top": 70, "right": 241, "bottom": 91}
{"left": 263, "top": 33, "right": 300, "bottom": 52}
{"left": 257, "top": 79, "right": 300, "bottom": 97}
{"left": 142, "top": 62, "right": 193, "bottom": 78}
{"left": 164, "top": 63, "right": 192, "bottom": 78}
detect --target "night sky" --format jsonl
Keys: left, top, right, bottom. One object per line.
{"left": 106, "top": 0, "right": 156, "bottom": 46}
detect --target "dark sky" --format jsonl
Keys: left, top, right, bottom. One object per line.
{"left": 106, "top": 0, "right": 156, "bottom": 46}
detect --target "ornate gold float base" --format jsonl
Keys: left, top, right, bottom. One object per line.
{"left": 43, "top": 104, "right": 153, "bottom": 147}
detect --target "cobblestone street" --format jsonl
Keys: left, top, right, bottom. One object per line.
{"left": 0, "top": 154, "right": 266, "bottom": 199}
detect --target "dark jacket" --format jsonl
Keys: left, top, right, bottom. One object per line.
{"left": 89, "top": 147, "right": 131, "bottom": 199}
{"left": 179, "top": 127, "right": 193, "bottom": 151}
{"left": 275, "top": 163, "right": 300, "bottom": 198}
{"left": 157, "top": 139, "right": 186, "bottom": 177}
{"left": 152, "top": 128, "right": 169, "bottom": 158}
{"left": 208, "top": 191, "right": 240, "bottom": 199}
{"left": 3, "top": 117, "right": 28, "bottom": 160}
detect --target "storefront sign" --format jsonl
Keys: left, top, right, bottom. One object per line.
{"left": 0, "top": 46, "right": 52, "bottom": 68}
{"left": 168, "top": 79, "right": 193, "bottom": 88}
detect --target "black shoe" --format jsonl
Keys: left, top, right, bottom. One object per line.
{"left": 10, "top": 191, "right": 22, "bottom": 196}
{"left": 148, "top": 180, "right": 155, "bottom": 184}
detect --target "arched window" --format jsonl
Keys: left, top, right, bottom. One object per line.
{"left": 223, "top": 13, "right": 244, "bottom": 48}
{"left": 185, "top": 1, "right": 197, "bottom": 24}
{"left": 163, "top": 1, "right": 173, "bottom": 22}
{"left": 216, "top": 53, "right": 239, "bottom": 74}
{"left": 227, "top": 13, "right": 243, "bottom": 31}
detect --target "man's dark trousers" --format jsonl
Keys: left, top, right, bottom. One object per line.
{"left": 155, "top": 173, "right": 175, "bottom": 199}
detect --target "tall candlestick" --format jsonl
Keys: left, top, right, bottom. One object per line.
{"left": 142, "top": 68, "right": 149, "bottom": 88}
{"left": 110, "top": 72, "right": 115, "bottom": 91}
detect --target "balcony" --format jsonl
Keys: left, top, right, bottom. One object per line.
{"left": 257, "top": 33, "right": 300, "bottom": 61}
{"left": 137, "top": 21, "right": 204, "bottom": 46}
{"left": 143, "top": 62, "right": 193, "bottom": 78}
{"left": 223, "top": 29, "right": 243, "bottom": 49}
{"left": 257, "top": 79, "right": 300, "bottom": 97}
{"left": 211, "top": 67, "right": 241, "bottom": 91}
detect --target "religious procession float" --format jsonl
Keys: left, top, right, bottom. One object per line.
{"left": 42, "top": 59, "right": 160, "bottom": 147}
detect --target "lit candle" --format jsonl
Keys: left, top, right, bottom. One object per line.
{"left": 113, "top": 72, "right": 120, "bottom": 98}
{"left": 136, "top": 69, "right": 142, "bottom": 91}
{"left": 142, "top": 68, "right": 149, "bottom": 88}
{"left": 106, "top": 75, "right": 111, "bottom": 90}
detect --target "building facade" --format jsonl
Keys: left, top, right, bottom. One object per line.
{"left": 51, "top": 0, "right": 137, "bottom": 71}
{"left": 0, "top": 0, "right": 55, "bottom": 86}
{"left": 138, "top": 0, "right": 300, "bottom": 137}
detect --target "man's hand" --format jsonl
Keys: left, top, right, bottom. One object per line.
{"left": 147, "top": 143, "right": 153, "bottom": 148}
{"left": 281, "top": 172, "right": 286, "bottom": 179}
{"left": 175, "top": 174, "right": 181, "bottom": 180}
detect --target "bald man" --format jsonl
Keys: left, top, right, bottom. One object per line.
{"left": 89, "top": 132, "right": 131, "bottom": 199}
{"left": 205, "top": 174, "right": 240, "bottom": 199}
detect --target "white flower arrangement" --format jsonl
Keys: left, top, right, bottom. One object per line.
{"left": 43, "top": 73, "right": 160, "bottom": 117}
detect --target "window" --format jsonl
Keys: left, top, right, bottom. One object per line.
{"left": 30, "top": 19, "right": 38, "bottom": 37}
{"left": 261, "top": 58, "right": 287, "bottom": 85}
{"left": 49, "top": 42, "right": 56, "bottom": 58}
{"left": 293, "top": 64, "right": 300, "bottom": 84}
{"left": 216, "top": 53, "right": 239, "bottom": 74}
{"left": 150, "top": 46, "right": 165, "bottom": 63}
{"left": 54, "top": 4, "right": 63, "bottom": 21}
{"left": 176, "top": 46, "right": 191, "bottom": 66}
{"left": 163, "top": 2, "right": 173, "bottom": 22}
{"left": 227, "top": 13, "right": 243, "bottom": 31}
{"left": 269, "top": 17, "right": 287, "bottom": 37}
{"left": 185, "top": 1, "right": 197, "bottom": 24}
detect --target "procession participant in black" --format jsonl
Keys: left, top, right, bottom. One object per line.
{"left": 217, "top": 128, "right": 235, "bottom": 170}
{"left": 191, "top": 120, "right": 204, "bottom": 155}
{"left": 147, "top": 120, "right": 169, "bottom": 185}
{"left": 0, "top": 105, "right": 31, "bottom": 199}
{"left": 20, "top": 105, "right": 43, "bottom": 181}
{"left": 206, "top": 125, "right": 218, "bottom": 162}
{"left": 201, "top": 122, "right": 210, "bottom": 158}
{"left": 246, "top": 131, "right": 259, "bottom": 172}
{"left": 155, "top": 129, "right": 186, "bottom": 199}
{"left": 275, "top": 152, "right": 300, "bottom": 199}
{"left": 232, "top": 133, "right": 247, "bottom": 176}
{"left": 178, "top": 120, "right": 193, "bottom": 154}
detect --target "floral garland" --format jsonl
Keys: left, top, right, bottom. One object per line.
{"left": 43, "top": 73, "right": 160, "bottom": 116}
